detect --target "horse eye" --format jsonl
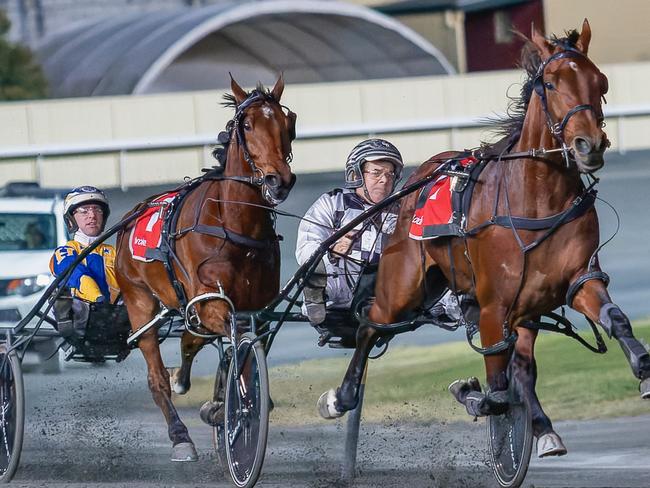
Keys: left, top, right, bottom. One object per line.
{"left": 544, "top": 82, "right": 555, "bottom": 90}
{"left": 243, "top": 121, "right": 252, "bottom": 131}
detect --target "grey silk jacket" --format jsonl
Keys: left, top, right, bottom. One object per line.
{"left": 295, "top": 188, "right": 397, "bottom": 309}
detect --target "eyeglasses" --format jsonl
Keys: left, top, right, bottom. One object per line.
{"left": 363, "top": 169, "right": 396, "bottom": 181}
{"left": 74, "top": 206, "right": 104, "bottom": 216}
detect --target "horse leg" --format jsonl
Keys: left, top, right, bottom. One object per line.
{"left": 169, "top": 333, "right": 208, "bottom": 395}
{"left": 571, "top": 279, "right": 650, "bottom": 398}
{"left": 449, "top": 305, "right": 510, "bottom": 417}
{"left": 122, "top": 287, "right": 198, "bottom": 462}
{"left": 513, "top": 327, "right": 567, "bottom": 457}
{"left": 318, "top": 241, "right": 426, "bottom": 419}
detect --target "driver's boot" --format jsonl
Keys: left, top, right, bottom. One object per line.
{"left": 303, "top": 261, "right": 327, "bottom": 325}
{"left": 53, "top": 287, "right": 74, "bottom": 337}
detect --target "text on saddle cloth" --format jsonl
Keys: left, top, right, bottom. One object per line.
{"left": 129, "top": 191, "right": 179, "bottom": 262}
{"left": 409, "top": 156, "right": 477, "bottom": 240}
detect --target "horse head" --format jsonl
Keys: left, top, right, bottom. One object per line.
{"left": 226, "top": 75, "right": 297, "bottom": 205}
{"left": 530, "top": 19, "right": 609, "bottom": 173}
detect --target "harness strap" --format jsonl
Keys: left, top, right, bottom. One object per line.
{"left": 491, "top": 189, "right": 595, "bottom": 231}
{"left": 192, "top": 223, "right": 278, "bottom": 249}
{"left": 522, "top": 310, "right": 607, "bottom": 354}
{"left": 566, "top": 270, "right": 610, "bottom": 307}
{"left": 465, "top": 189, "right": 596, "bottom": 240}
{"left": 466, "top": 326, "right": 518, "bottom": 356}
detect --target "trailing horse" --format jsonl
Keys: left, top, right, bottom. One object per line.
{"left": 318, "top": 20, "right": 650, "bottom": 457}
{"left": 115, "top": 76, "right": 296, "bottom": 461}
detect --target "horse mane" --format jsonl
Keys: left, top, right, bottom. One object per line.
{"left": 482, "top": 29, "right": 581, "bottom": 149}
{"left": 221, "top": 82, "right": 279, "bottom": 108}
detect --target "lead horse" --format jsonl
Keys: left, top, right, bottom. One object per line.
{"left": 115, "top": 76, "right": 296, "bottom": 461}
{"left": 319, "top": 20, "right": 650, "bottom": 456}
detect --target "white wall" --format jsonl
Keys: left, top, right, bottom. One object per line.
{"left": 1, "top": 61, "right": 649, "bottom": 188}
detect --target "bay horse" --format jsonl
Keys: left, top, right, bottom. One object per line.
{"left": 115, "top": 76, "right": 296, "bottom": 461}
{"left": 318, "top": 20, "right": 650, "bottom": 457}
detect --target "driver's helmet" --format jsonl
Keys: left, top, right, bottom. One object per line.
{"left": 63, "top": 186, "right": 110, "bottom": 234}
{"left": 344, "top": 138, "right": 404, "bottom": 189}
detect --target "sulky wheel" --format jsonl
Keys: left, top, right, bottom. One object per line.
{"left": 486, "top": 374, "right": 533, "bottom": 488}
{"left": 0, "top": 344, "right": 24, "bottom": 483}
{"left": 223, "top": 332, "right": 269, "bottom": 488}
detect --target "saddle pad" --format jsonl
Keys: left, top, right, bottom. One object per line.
{"left": 408, "top": 175, "right": 453, "bottom": 240}
{"left": 129, "top": 191, "right": 179, "bottom": 262}
{"left": 409, "top": 156, "right": 477, "bottom": 240}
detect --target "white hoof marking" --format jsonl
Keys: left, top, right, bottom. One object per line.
{"left": 171, "top": 442, "right": 198, "bottom": 462}
{"left": 537, "top": 432, "right": 568, "bottom": 458}
{"left": 317, "top": 389, "right": 344, "bottom": 419}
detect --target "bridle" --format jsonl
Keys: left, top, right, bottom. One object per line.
{"left": 532, "top": 45, "right": 605, "bottom": 167}
{"left": 211, "top": 91, "right": 296, "bottom": 196}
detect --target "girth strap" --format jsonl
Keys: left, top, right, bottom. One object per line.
{"left": 566, "top": 270, "right": 610, "bottom": 307}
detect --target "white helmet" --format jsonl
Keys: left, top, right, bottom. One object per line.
{"left": 63, "top": 186, "right": 110, "bottom": 233}
{"left": 344, "top": 138, "right": 403, "bottom": 189}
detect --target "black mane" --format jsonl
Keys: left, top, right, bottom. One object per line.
{"left": 483, "top": 29, "right": 580, "bottom": 148}
{"left": 221, "top": 82, "right": 277, "bottom": 108}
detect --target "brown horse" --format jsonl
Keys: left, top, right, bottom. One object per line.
{"left": 115, "top": 76, "right": 296, "bottom": 461}
{"left": 318, "top": 20, "right": 650, "bottom": 457}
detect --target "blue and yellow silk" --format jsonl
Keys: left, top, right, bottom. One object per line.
{"left": 50, "top": 240, "right": 118, "bottom": 303}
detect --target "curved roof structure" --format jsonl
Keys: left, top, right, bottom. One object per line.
{"left": 36, "top": 0, "right": 454, "bottom": 98}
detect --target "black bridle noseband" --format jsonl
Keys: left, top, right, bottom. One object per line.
{"left": 532, "top": 46, "right": 604, "bottom": 167}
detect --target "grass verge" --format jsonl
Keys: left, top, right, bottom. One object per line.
{"left": 174, "top": 320, "right": 650, "bottom": 426}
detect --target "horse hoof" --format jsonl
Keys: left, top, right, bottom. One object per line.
{"left": 168, "top": 367, "right": 188, "bottom": 395}
{"left": 640, "top": 377, "right": 650, "bottom": 399}
{"left": 317, "top": 389, "right": 344, "bottom": 420}
{"left": 199, "top": 400, "right": 224, "bottom": 426}
{"left": 171, "top": 442, "right": 198, "bottom": 462}
{"left": 537, "top": 432, "right": 567, "bottom": 458}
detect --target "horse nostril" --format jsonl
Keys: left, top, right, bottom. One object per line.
{"left": 573, "top": 137, "right": 593, "bottom": 155}
{"left": 264, "top": 174, "right": 281, "bottom": 189}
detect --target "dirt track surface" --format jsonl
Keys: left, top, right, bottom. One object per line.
{"left": 14, "top": 365, "right": 650, "bottom": 488}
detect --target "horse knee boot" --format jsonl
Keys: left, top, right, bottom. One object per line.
{"left": 600, "top": 304, "right": 650, "bottom": 380}
{"left": 449, "top": 378, "right": 508, "bottom": 417}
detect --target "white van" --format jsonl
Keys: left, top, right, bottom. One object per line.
{"left": 0, "top": 182, "right": 68, "bottom": 372}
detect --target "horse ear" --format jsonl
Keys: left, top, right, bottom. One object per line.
{"left": 271, "top": 74, "right": 284, "bottom": 101}
{"left": 530, "top": 22, "right": 552, "bottom": 58}
{"left": 229, "top": 73, "right": 248, "bottom": 105}
{"left": 576, "top": 18, "right": 591, "bottom": 54}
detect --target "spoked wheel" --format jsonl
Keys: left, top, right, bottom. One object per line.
{"left": 487, "top": 376, "right": 533, "bottom": 488}
{"left": 223, "top": 332, "right": 269, "bottom": 488}
{"left": 0, "top": 344, "right": 24, "bottom": 483}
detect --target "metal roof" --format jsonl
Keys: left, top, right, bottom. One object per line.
{"left": 377, "top": 0, "right": 530, "bottom": 15}
{"left": 36, "top": 0, "right": 454, "bottom": 98}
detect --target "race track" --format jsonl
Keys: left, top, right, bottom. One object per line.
{"left": 16, "top": 363, "right": 650, "bottom": 487}
{"left": 12, "top": 150, "right": 650, "bottom": 486}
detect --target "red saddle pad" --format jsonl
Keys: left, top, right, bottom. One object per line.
{"left": 129, "top": 192, "right": 179, "bottom": 262}
{"left": 409, "top": 175, "right": 453, "bottom": 240}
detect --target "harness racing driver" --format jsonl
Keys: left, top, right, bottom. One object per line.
{"left": 50, "top": 185, "right": 119, "bottom": 304}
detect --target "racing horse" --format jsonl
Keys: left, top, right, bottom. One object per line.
{"left": 115, "top": 76, "right": 296, "bottom": 461}
{"left": 319, "top": 20, "right": 650, "bottom": 456}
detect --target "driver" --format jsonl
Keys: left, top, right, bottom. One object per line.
{"left": 295, "top": 139, "right": 403, "bottom": 325}
{"left": 49, "top": 186, "right": 119, "bottom": 304}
